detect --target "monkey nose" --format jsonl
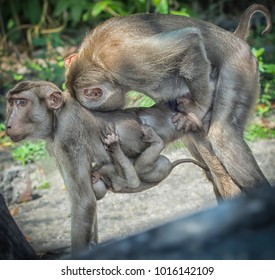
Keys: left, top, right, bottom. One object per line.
{"left": 5, "top": 120, "right": 11, "bottom": 129}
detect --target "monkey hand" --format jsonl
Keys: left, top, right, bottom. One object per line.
{"left": 141, "top": 124, "right": 162, "bottom": 143}
{"left": 172, "top": 112, "right": 203, "bottom": 132}
{"left": 102, "top": 132, "right": 119, "bottom": 151}
{"left": 92, "top": 171, "right": 102, "bottom": 184}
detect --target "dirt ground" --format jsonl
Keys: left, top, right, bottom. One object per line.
{"left": 10, "top": 139, "right": 275, "bottom": 259}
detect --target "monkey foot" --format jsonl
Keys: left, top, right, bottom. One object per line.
{"left": 141, "top": 124, "right": 161, "bottom": 143}
{"left": 172, "top": 112, "right": 203, "bottom": 132}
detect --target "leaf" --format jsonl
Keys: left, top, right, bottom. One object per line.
{"left": 252, "top": 48, "right": 265, "bottom": 59}
{"left": 36, "top": 182, "right": 50, "bottom": 190}
{"left": 7, "top": 19, "right": 15, "bottom": 30}
{"left": 23, "top": 0, "right": 42, "bottom": 24}
{"left": 71, "top": 5, "right": 83, "bottom": 24}
{"left": 263, "top": 64, "right": 275, "bottom": 74}
{"left": 92, "top": 1, "right": 110, "bottom": 17}
{"left": 13, "top": 73, "right": 23, "bottom": 81}
{"left": 153, "top": 0, "right": 168, "bottom": 14}
{"left": 54, "top": 0, "right": 70, "bottom": 16}
{"left": 171, "top": 9, "right": 190, "bottom": 17}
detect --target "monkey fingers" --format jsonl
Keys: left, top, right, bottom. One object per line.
{"left": 92, "top": 171, "right": 101, "bottom": 184}
{"left": 102, "top": 132, "right": 119, "bottom": 151}
{"left": 104, "top": 132, "right": 119, "bottom": 145}
{"left": 172, "top": 112, "right": 203, "bottom": 132}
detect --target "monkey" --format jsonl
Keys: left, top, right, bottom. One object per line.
{"left": 5, "top": 80, "right": 214, "bottom": 252}
{"left": 65, "top": 4, "right": 272, "bottom": 192}
{"left": 91, "top": 114, "right": 209, "bottom": 199}
{"left": 65, "top": 4, "right": 271, "bottom": 129}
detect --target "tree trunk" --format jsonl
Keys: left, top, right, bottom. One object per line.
{"left": 0, "top": 193, "right": 37, "bottom": 259}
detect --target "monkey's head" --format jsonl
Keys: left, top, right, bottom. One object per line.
{"left": 5, "top": 81, "right": 63, "bottom": 142}
{"left": 65, "top": 53, "right": 126, "bottom": 111}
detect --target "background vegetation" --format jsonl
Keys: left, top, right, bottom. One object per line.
{"left": 0, "top": 0, "right": 274, "bottom": 165}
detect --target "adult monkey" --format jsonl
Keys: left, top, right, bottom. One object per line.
{"left": 6, "top": 81, "right": 217, "bottom": 252}
{"left": 65, "top": 4, "right": 272, "bottom": 191}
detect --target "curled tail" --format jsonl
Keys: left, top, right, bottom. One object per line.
{"left": 172, "top": 158, "right": 209, "bottom": 171}
{"left": 234, "top": 4, "right": 272, "bottom": 40}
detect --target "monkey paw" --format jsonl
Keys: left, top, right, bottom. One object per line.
{"left": 92, "top": 171, "right": 101, "bottom": 184}
{"left": 172, "top": 112, "right": 203, "bottom": 132}
{"left": 103, "top": 132, "right": 119, "bottom": 148}
{"left": 141, "top": 124, "right": 161, "bottom": 143}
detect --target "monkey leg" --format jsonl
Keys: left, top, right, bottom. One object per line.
{"left": 208, "top": 124, "right": 271, "bottom": 189}
{"left": 91, "top": 213, "right": 98, "bottom": 246}
{"left": 174, "top": 30, "right": 212, "bottom": 132}
{"left": 182, "top": 135, "right": 224, "bottom": 201}
{"left": 186, "top": 132, "right": 242, "bottom": 198}
{"left": 60, "top": 166, "right": 98, "bottom": 253}
{"left": 134, "top": 125, "right": 166, "bottom": 175}
{"left": 208, "top": 55, "right": 271, "bottom": 190}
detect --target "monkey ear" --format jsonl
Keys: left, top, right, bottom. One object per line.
{"left": 83, "top": 87, "right": 104, "bottom": 100}
{"left": 64, "top": 53, "right": 77, "bottom": 68}
{"left": 46, "top": 91, "right": 63, "bottom": 110}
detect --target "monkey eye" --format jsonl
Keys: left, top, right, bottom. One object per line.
{"left": 16, "top": 99, "right": 28, "bottom": 107}
{"left": 8, "top": 99, "right": 14, "bottom": 107}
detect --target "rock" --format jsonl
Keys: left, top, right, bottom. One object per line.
{"left": 75, "top": 186, "right": 275, "bottom": 260}
{"left": 0, "top": 164, "right": 47, "bottom": 205}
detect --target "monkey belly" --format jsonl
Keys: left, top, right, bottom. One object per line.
{"left": 139, "top": 76, "right": 191, "bottom": 103}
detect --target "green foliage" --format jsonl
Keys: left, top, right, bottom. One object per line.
{"left": 1, "top": 0, "right": 192, "bottom": 51}
{"left": 25, "top": 56, "right": 65, "bottom": 86}
{"left": 153, "top": 0, "right": 169, "bottom": 14}
{"left": 12, "top": 141, "right": 47, "bottom": 166}
{"left": 245, "top": 124, "right": 275, "bottom": 142}
{"left": 0, "top": 123, "right": 10, "bottom": 145}
{"left": 0, "top": 123, "right": 5, "bottom": 131}
{"left": 252, "top": 48, "right": 275, "bottom": 117}
{"left": 126, "top": 91, "right": 155, "bottom": 108}
{"left": 36, "top": 181, "right": 50, "bottom": 190}
{"left": 1, "top": 54, "right": 65, "bottom": 91}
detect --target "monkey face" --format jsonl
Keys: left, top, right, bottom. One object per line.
{"left": 5, "top": 81, "right": 63, "bottom": 142}
{"left": 5, "top": 96, "right": 33, "bottom": 142}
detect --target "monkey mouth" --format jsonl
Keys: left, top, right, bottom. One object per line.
{"left": 8, "top": 134, "right": 25, "bottom": 142}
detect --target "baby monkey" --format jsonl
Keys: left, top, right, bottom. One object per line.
{"left": 92, "top": 122, "right": 208, "bottom": 200}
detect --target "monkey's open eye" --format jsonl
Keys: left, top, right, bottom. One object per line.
{"left": 16, "top": 99, "right": 28, "bottom": 107}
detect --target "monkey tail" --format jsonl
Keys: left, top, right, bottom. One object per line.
{"left": 234, "top": 4, "right": 272, "bottom": 40}
{"left": 171, "top": 158, "right": 209, "bottom": 171}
